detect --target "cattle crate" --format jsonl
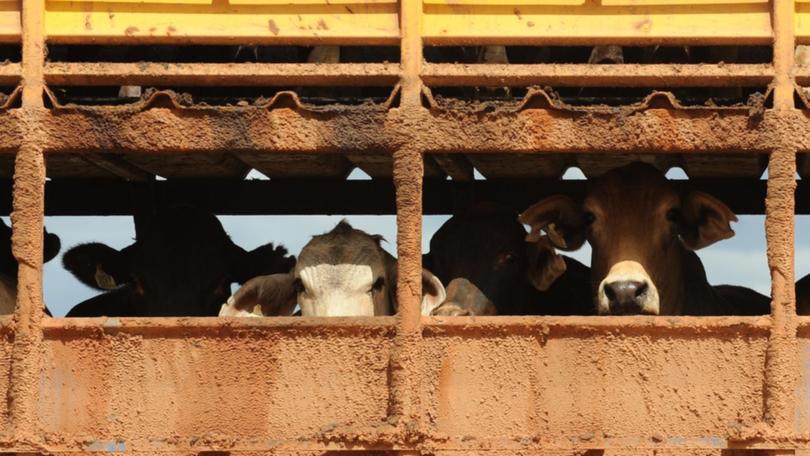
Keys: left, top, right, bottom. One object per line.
{"left": 0, "top": 0, "right": 808, "bottom": 454}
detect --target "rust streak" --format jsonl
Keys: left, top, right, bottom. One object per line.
{"left": 268, "top": 19, "right": 280, "bottom": 35}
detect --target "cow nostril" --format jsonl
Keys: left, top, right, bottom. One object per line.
{"left": 604, "top": 280, "right": 649, "bottom": 314}
{"left": 604, "top": 285, "right": 616, "bottom": 302}
{"left": 635, "top": 281, "right": 649, "bottom": 298}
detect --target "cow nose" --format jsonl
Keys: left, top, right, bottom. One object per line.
{"left": 604, "top": 280, "right": 649, "bottom": 315}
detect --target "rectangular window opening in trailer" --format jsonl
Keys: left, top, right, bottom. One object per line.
{"left": 422, "top": 154, "right": 772, "bottom": 318}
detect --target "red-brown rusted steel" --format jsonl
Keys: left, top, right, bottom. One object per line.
{"left": 8, "top": 0, "right": 47, "bottom": 450}
{"left": 0, "top": 0, "right": 805, "bottom": 451}
{"left": 421, "top": 63, "right": 776, "bottom": 87}
{"left": 762, "top": 0, "right": 799, "bottom": 450}
{"left": 44, "top": 62, "right": 401, "bottom": 87}
{"left": 32, "top": 106, "right": 806, "bottom": 154}
{"left": 387, "top": 0, "right": 426, "bottom": 432}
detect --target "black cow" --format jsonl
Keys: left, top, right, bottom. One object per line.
{"left": 63, "top": 206, "right": 294, "bottom": 317}
{"left": 424, "top": 204, "right": 592, "bottom": 316}
{"left": 0, "top": 218, "right": 61, "bottom": 315}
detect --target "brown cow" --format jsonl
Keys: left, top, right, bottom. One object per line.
{"left": 520, "top": 162, "right": 770, "bottom": 316}
{"left": 220, "top": 220, "right": 446, "bottom": 317}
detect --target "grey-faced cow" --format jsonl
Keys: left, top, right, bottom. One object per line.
{"left": 63, "top": 206, "right": 294, "bottom": 317}
{"left": 520, "top": 162, "right": 770, "bottom": 316}
{"left": 220, "top": 220, "right": 446, "bottom": 317}
{"left": 424, "top": 204, "right": 592, "bottom": 316}
{"left": 0, "top": 218, "right": 61, "bottom": 315}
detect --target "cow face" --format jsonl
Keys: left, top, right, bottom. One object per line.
{"left": 64, "top": 206, "right": 295, "bottom": 317}
{"left": 221, "top": 220, "right": 446, "bottom": 317}
{"left": 424, "top": 205, "right": 533, "bottom": 316}
{"left": 294, "top": 221, "right": 395, "bottom": 316}
{"left": 521, "top": 163, "right": 736, "bottom": 315}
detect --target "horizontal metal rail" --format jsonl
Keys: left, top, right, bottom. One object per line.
{"left": 0, "top": 178, "right": 791, "bottom": 216}
{"left": 0, "top": 63, "right": 21, "bottom": 86}
{"left": 44, "top": 62, "right": 401, "bottom": 87}
{"left": 422, "top": 63, "right": 776, "bottom": 87}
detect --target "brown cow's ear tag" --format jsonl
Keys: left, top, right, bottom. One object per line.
{"left": 94, "top": 265, "right": 117, "bottom": 290}
{"left": 527, "top": 236, "right": 568, "bottom": 291}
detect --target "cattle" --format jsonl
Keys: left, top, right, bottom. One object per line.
{"left": 519, "top": 162, "right": 770, "bottom": 316}
{"left": 63, "top": 206, "right": 295, "bottom": 317}
{"left": 0, "top": 218, "right": 61, "bottom": 315}
{"left": 423, "top": 204, "right": 592, "bottom": 316}
{"left": 220, "top": 220, "right": 446, "bottom": 317}
{"left": 796, "top": 274, "right": 810, "bottom": 316}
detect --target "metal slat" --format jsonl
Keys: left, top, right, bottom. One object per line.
{"left": 422, "top": 3, "right": 773, "bottom": 45}
{"left": 44, "top": 0, "right": 400, "bottom": 44}
{"left": 45, "top": 62, "right": 401, "bottom": 86}
{"left": 422, "top": 63, "right": 775, "bottom": 87}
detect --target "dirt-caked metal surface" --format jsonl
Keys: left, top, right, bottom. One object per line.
{"left": 0, "top": 0, "right": 808, "bottom": 452}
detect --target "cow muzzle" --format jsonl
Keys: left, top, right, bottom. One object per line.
{"left": 598, "top": 261, "right": 660, "bottom": 315}
{"left": 431, "top": 278, "right": 497, "bottom": 316}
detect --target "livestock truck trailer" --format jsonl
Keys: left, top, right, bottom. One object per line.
{"left": 0, "top": 0, "right": 809, "bottom": 453}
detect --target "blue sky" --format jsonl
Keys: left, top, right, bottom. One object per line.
{"left": 32, "top": 167, "right": 807, "bottom": 316}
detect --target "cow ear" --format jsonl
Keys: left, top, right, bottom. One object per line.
{"left": 220, "top": 273, "right": 298, "bottom": 317}
{"left": 679, "top": 192, "right": 738, "bottom": 250}
{"left": 230, "top": 243, "right": 296, "bottom": 285}
{"left": 525, "top": 236, "right": 568, "bottom": 292}
{"left": 387, "top": 257, "right": 446, "bottom": 316}
{"left": 62, "top": 243, "right": 131, "bottom": 290}
{"left": 421, "top": 269, "right": 447, "bottom": 316}
{"left": 43, "top": 230, "right": 61, "bottom": 263}
{"left": 519, "top": 195, "right": 586, "bottom": 251}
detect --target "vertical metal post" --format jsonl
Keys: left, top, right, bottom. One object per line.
{"left": 390, "top": 145, "right": 425, "bottom": 425}
{"left": 388, "top": 0, "right": 426, "bottom": 434}
{"left": 763, "top": 0, "right": 799, "bottom": 447}
{"left": 773, "top": 0, "right": 795, "bottom": 109}
{"left": 764, "top": 148, "right": 799, "bottom": 444}
{"left": 8, "top": 0, "right": 47, "bottom": 447}
{"left": 399, "top": 0, "right": 423, "bottom": 108}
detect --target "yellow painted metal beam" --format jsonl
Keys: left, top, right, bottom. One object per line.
{"left": 0, "top": 0, "right": 20, "bottom": 42}
{"left": 423, "top": 3, "right": 773, "bottom": 45}
{"left": 44, "top": 0, "right": 399, "bottom": 44}
{"left": 795, "top": 1, "right": 810, "bottom": 42}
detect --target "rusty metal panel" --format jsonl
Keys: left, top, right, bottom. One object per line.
{"left": 1, "top": 317, "right": 788, "bottom": 453}
{"left": 37, "top": 318, "right": 394, "bottom": 451}
{"left": 421, "top": 318, "right": 770, "bottom": 449}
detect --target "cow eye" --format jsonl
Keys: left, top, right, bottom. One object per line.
{"left": 583, "top": 211, "right": 596, "bottom": 225}
{"left": 370, "top": 277, "right": 385, "bottom": 293}
{"left": 504, "top": 253, "right": 516, "bottom": 263}
{"left": 666, "top": 208, "right": 680, "bottom": 223}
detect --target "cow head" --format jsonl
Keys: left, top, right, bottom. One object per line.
{"left": 0, "top": 218, "right": 60, "bottom": 316}
{"left": 520, "top": 163, "right": 736, "bottom": 315}
{"left": 221, "top": 220, "right": 446, "bottom": 317}
{"left": 63, "top": 206, "right": 295, "bottom": 316}
{"left": 425, "top": 204, "right": 546, "bottom": 316}
{"left": 0, "top": 218, "right": 61, "bottom": 278}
